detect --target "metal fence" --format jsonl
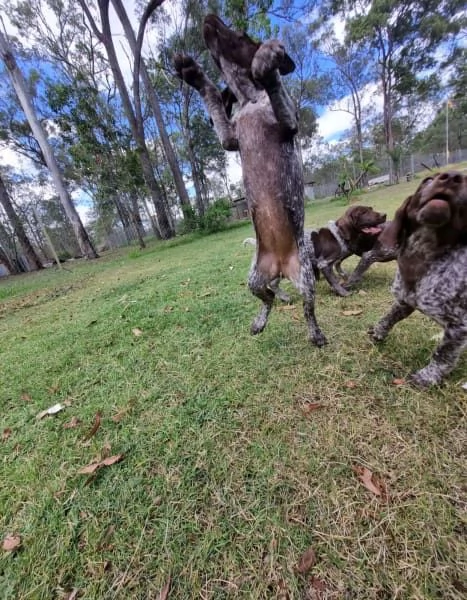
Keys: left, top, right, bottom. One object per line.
{"left": 307, "top": 148, "right": 467, "bottom": 201}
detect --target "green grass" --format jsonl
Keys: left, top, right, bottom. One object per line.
{"left": 1, "top": 171, "right": 466, "bottom": 599}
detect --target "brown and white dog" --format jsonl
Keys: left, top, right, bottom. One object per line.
{"left": 174, "top": 15, "right": 326, "bottom": 345}
{"left": 369, "top": 172, "right": 467, "bottom": 386}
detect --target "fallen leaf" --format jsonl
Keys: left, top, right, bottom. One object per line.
{"left": 78, "top": 454, "right": 124, "bottom": 476}
{"left": 392, "top": 378, "right": 406, "bottom": 386}
{"left": 278, "top": 304, "right": 296, "bottom": 311}
{"left": 100, "top": 454, "right": 124, "bottom": 467}
{"left": 344, "top": 380, "right": 357, "bottom": 388}
{"left": 296, "top": 547, "right": 317, "bottom": 574}
{"left": 3, "top": 534, "right": 21, "bottom": 552}
{"left": 352, "top": 465, "right": 383, "bottom": 497}
{"left": 82, "top": 413, "right": 101, "bottom": 441}
{"left": 341, "top": 309, "right": 363, "bottom": 316}
{"left": 132, "top": 328, "right": 143, "bottom": 336}
{"left": 302, "top": 402, "right": 324, "bottom": 414}
{"left": 358, "top": 290, "right": 367, "bottom": 296}
{"left": 63, "top": 416, "right": 81, "bottom": 429}
{"left": 78, "top": 462, "right": 101, "bottom": 475}
{"left": 2, "top": 428, "right": 12, "bottom": 441}
{"left": 36, "top": 403, "right": 66, "bottom": 420}
{"left": 159, "top": 576, "right": 171, "bottom": 600}
{"left": 64, "top": 589, "right": 79, "bottom": 600}
{"left": 21, "top": 392, "right": 32, "bottom": 402}
{"left": 47, "top": 385, "right": 60, "bottom": 394}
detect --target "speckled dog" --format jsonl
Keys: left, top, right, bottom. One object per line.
{"left": 174, "top": 15, "right": 326, "bottom": 345}
{"left": 369, "top": 172, "right": 467, "bottom": 386}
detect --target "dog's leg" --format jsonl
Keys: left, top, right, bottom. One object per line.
{"left": 409, "top": 325, "right": 467, "bottom": 387}
{"left": 320, "top": 263, "right": 351, "bottom": 297}
{"left": 295, "top": 246, "right": 327, "bottom": 346}
{"left": 369, "top": 301, "right": 415, "bottom": 342}
{"left": 174, "top": 55, "right": 238, "bottom": 150}
{"left": 345, "top": 252, "right": 377, "bottom": 288}
{"left": 269, "top": 278, "right": 291, "bottom": 303}
{"left": 248, "top": 260, "right": 275, "bottom": 335}
{"left": 251, "top": 41, "right": 297, "bottom": 133}
{"left": 334, "top": 258, "right": 349, "bottom": 279}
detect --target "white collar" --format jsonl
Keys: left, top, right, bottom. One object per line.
{"left": 327, "top": 220, "right": 348, "bottom": 253}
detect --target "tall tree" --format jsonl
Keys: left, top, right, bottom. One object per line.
{"left": 78, "top": 0, "right": 174, "bottom": 239}
{"left": 0, "top": 172, "right": 43, "bottom": 270}
{"left": 325, "top": 0, "right": 466, "bottom": 182}
{"left": 111, "top": 0, "right": 192, "bottom": 218}
{"left": 0, "top": 28, "right": 98, "bottom": 258}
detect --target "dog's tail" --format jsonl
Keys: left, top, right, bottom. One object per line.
{"left": 242, "top": 237, "right": 257, "bottom": 247}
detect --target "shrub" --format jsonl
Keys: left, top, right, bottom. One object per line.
{"left": 198, "top": 199, "right": 231, "bottom": 234}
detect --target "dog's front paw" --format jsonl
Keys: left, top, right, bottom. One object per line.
{"left": 252, "top": 40, "right": 285, "bottom": 83}
{"left": 408, "top": 366, "right": 443, "bottom": 388}
{"left": 173, "top": 54, "right": 205, "bottom": 89}
{"left": 368, "top": 325, "right": 386, "bottom": 343}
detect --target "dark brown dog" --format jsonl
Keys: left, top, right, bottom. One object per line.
{"left": 369, "top": 171, "right": 467, "bottom": 386}
{"left": 174, "top": 15, "right": 326, "bottom": 345}
{"left": 309, "top": 205, "right": 387, "bottom": 296}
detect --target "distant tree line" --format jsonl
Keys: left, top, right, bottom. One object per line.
{"left": 0, "top": 0, "right": 464, "bottom": 273}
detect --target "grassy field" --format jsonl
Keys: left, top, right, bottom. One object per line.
{"left": 1, "top": 172, "right": 466, "bottom": 599}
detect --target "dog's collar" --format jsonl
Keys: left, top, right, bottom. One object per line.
{"left": 327, "top": 220, "right": 349, "bottom": 254}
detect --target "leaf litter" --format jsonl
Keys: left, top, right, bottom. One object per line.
{"left": 2, "top": 534, "right": 21, "bottom": 552}
{"left": 352, "top": 464, "right": 388, "bottom": 499}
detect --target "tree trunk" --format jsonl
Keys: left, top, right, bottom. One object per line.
{"left": 111, "top": 0, "right": 192, "bottom": 218}
{"left": 0, "top": 175, "right": 43, "bottom": 271}
{"left": 79, "top": 0, "right": 174, "bottom": 240}
{"left": 0, "top": 31, "right": 98, "bottom": 259}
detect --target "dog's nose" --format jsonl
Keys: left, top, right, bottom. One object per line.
{"left": 438, "top": 172, "right": 463, "bottom": 185}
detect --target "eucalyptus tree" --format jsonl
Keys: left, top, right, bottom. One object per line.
{"left": 110, "top": 0, "right": 192, "bottom": 220}
{"left": 0, "top": 172, "right": 43, "bottom": 270}
{"left": 323, "top": 0, "right": 466, "bottom": 182}
{"left": 0, "top": 28, "right": 98, "bottom": 257}
{"left": 77, "top": 0, "right": 174, "bottom": 238}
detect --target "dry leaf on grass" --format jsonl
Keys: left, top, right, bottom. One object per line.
{"left": 132, "top": 328, "right": 143, "bottom": 336}
{"left": 64, "top": 589, "right": 79, "bottom": 600}
{"left": 63, "top": 417, "right": 81, "bottom": 429}
{"left": 344, "top": 380, "right": 357, "bottom": 388}
{"left": 159, "top": 576, "right": 171, "bottom": 600}
{"left": 392, "top": 378, "right": 406, "bottom": 385}
{"left": 21, "top": 392, "right": 32, "bottom": 402}
{"left": 296, "top": 547, "right": 317, "bottom": 574}
{"left": 2, "top": 534, "right": 21, "bottom": 552}
{"left": 341, "top": 309, "right": 363, "bottom": 316}
{"left": 78, "top": 454, "right": 124, "bottom": 475}
{"left": 82, "top": 413, "right": 101, "bottom": 441}
{"left": 2, "top": 428, "right": 12, "bottom": 441}
{"left": 278, "top": 304, "right": 296, "bottom": 311}
{"left": 352, "top": 465, "right": 386, "bottom": 497}
{"left": 36, "top": 403, "right": 66, "bottom": 420}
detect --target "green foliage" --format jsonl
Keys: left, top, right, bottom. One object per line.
{"left": 199, "top": 198, "right": 232, "bottom": 233}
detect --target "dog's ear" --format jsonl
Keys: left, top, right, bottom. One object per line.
{"left": 279, "top": 52, "right": 295, "bottom": 75}
{"left": 378, "top": 195, "right": 414, "bottom": 248}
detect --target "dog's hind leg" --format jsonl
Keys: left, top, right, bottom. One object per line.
{"left": 294, "top": 247, "right": 327, "bottom": 347}
{"left": 269, "top": 278, "right": 291, "bottom": 303}
{"left": 248, "top": 262, "right": 275, "bottom": 335}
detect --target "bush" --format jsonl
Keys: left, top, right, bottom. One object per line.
{"left": 178, "top": 205, "right": 199, "bottom": 235}
{"left": 199, "top": 198, "right": 231, "bottom": 234}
